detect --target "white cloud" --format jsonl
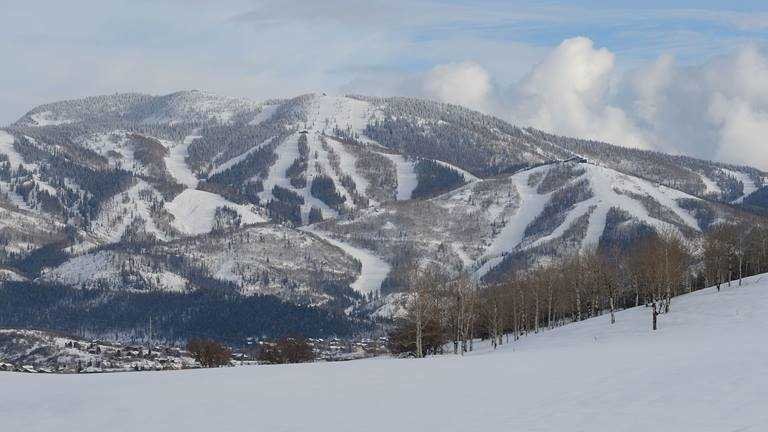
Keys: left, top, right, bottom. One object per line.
{"left": 412, "top": 38, "right": 768, "bottom": 170}
{"left": 709, "top": 94, "right": 768, "bottom": 169}
{"left": 422, "top": 62, "right": 492, "bottom": 111}
{"left": 620, "top": 44, "right": 768, "bottom": 168}
{"left": 504, "top": 37, "right": 649, "bottom": 149}
{"left": 625, "top": 54, "right": 676, "bottom": 125}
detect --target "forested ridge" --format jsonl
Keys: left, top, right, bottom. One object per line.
{"left": 1, "top": 91, "right": 767, "bottom": 343}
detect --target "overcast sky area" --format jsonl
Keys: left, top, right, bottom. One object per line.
{"left": 2, "top": 0, "right": 768, "bottom": 167}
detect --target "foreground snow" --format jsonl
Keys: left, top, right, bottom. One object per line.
{"left": 3, "top": 275, "right": 768, "bottom": 431}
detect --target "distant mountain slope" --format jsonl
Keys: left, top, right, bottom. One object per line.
{"left": 314, "top": 159, "right": 750, "bottom": 295}
{"left": 526, "top": 129, "right": 767, "bottom": 203}
{"left": 1, "top": 91, "right": 767, "bottom": 334}
{"left": 13, "top": 91, "right": 267, "bottom": 127}
{"left": 41, "top": 224, "right": 362, "bottom": 307}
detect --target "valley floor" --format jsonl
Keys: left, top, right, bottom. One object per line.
{"left": 3, "top": 275, "right": 768, "bottom": 431}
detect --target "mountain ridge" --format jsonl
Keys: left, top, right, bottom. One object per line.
{"left": 1, "top": 90, "right": 767, "bottom": 337}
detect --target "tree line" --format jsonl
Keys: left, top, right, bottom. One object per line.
{"left": 390, "top": 222, "right": 768, "bottom": 357}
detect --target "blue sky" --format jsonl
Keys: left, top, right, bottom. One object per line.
{"left": 2, "top": 0, "right": 767, "bottom": 166}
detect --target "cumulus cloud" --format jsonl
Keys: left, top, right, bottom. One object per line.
{"left": 504, "top": 37, "right": 649, "bottom": 149}
{"left": 709, "top": 96, "right": 768, "bottom": 168}
{"left": 422, "top": 62, "right": 492, "bottom": 111}
{"left": 422, "top": 38, "right": 768, "bottom": 169}
{"left": 621, "top": 44, "right": 768, "bottom": 168}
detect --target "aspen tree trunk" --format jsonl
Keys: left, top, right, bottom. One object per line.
{"left": 592, "top": 295, "right": 598, "bottom": 318}
{"left": 415, "top": 307, "right": 423, "bottom": 358}
{"left": 534, "top": 291, "right": 540, "bottom": 333}
{"left": 513, "top": 304, "right": 519, "bottom": 341}
{"left": 634, "top": 278, "right": 640, "bottom": 307}
{"left": 497, "top": 299, "right": 504, "bottom": 347}
{"left": 547, "top": 283, "right": 553, "bottom": 329}
{"left": 492, "top": 303, "right": 498, "bottom": 350}
{"left": 716, "top": 265, "right": 722, "bottom": 292}
{"left": 609, "top": 295, "right": 615, "bottom": 325}
{"left": 454, "top": 291, "right": 460, "bottom": 355}
{"left": 518, "top": 289, "right": 526, "bottom": 336}
{"left": 664, "top": 245, "right": 671, "bottom": 313}
{"left": 575, "top": 289, "right": 582, "bottom": 322}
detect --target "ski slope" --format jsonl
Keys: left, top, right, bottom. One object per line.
{"left": 381, "top": 152, "right": 418, "bottom": 201}
{"left": 165, "top": 134, "right": 200, "bottom": 188}
{"left": 724, "top": 168, "right": 759, "bottom": 204}
{"left": 476, "top": 162, "right": 702, "bottom": 276}
{"left": 0, "top": 130, "right": 26, "bottom": 169}
{"left": 302, "top": 227, "right": 390, "bottom": 295}
{"left": 4, "top": 274, "right": 768, "bottom": 431}
{"left": 165, "top": 189, "right": 265, "bottom": 235}
{"left": 90, "top": 180, "right": 169, "bottom": 242}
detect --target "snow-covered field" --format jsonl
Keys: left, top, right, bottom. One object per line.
{"left": 4, "top": 274, "right": 768, "bottom": 431}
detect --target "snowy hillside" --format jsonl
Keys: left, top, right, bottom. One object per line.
{"left": 165, "top": 189, "right": 265, "bottom": 235}
{"left": 40, "top": 224, "right": 361, "bottom": 304}
{"left": 3, "top": 274, "right": 767, "bottom": 431}
{"left": 1, "top": 90, "right": 767, "bottom": 336}
{"left": 3, "top": 91, "right": 764, "bottom": 239}
{"left": 316, "top": 159, "right": 742, "bottom": 291}
{"left": 13, "top": 90, "right": 266, "bottom": 127}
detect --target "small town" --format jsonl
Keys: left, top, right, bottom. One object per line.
{"left": 0, "top": 329, "right": 390, "bottom": 374}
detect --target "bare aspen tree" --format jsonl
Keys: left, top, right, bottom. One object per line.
{"left": 570, "top": 255, "right": 583, "bottom": 322}
{"left": 530, "top": 269, "right": 542, "bottom": 333}
{"left": 451, "top": 277, "right": 461, "bottom": 355}
{"left": 735, "top": 225, "right": 748, "bottom": 286}
{"left": 760, "top": 226, "right": 768, "bottom": 273}
{"left": 404, "top": 264, "right": 439, "bottom": 358}
{"left": 594, "top": 248, "right": 620, "bottom": 325}
{"left": 657, "top": 230, "right": 690, "bottom": 313}
{"left": 464, "top": 279, "right": 479, "bottom": 353}
{"left": 544, "top": 268, "right": 554, "bottom": 329}
{"left": 482, "top": 284, "right": 505, "bottom": 350}
{"left": 704, "top": 224, "right": 739, "bottom": 292}
{"left": 449, "top": 272, "right": 473, "bottom": 355}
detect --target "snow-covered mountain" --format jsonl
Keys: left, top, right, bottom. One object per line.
{"left": 41, "top": 224, "right": 361, "bottom": 307}
{"left": 13, "top": 91, "right": 266, "bottom": 127}
{"left": 1, "top": 91, "right": 767, "bottom": 336}
{"left": 315, "top": 158, "right": 750, "bottom": 291}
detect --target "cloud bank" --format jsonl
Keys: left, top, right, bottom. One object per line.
{"left": 422, "top": 62, "right": 492, "bottom": 111}
{"left": 419, "top": 37, "right": 768, "bottom": 169}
